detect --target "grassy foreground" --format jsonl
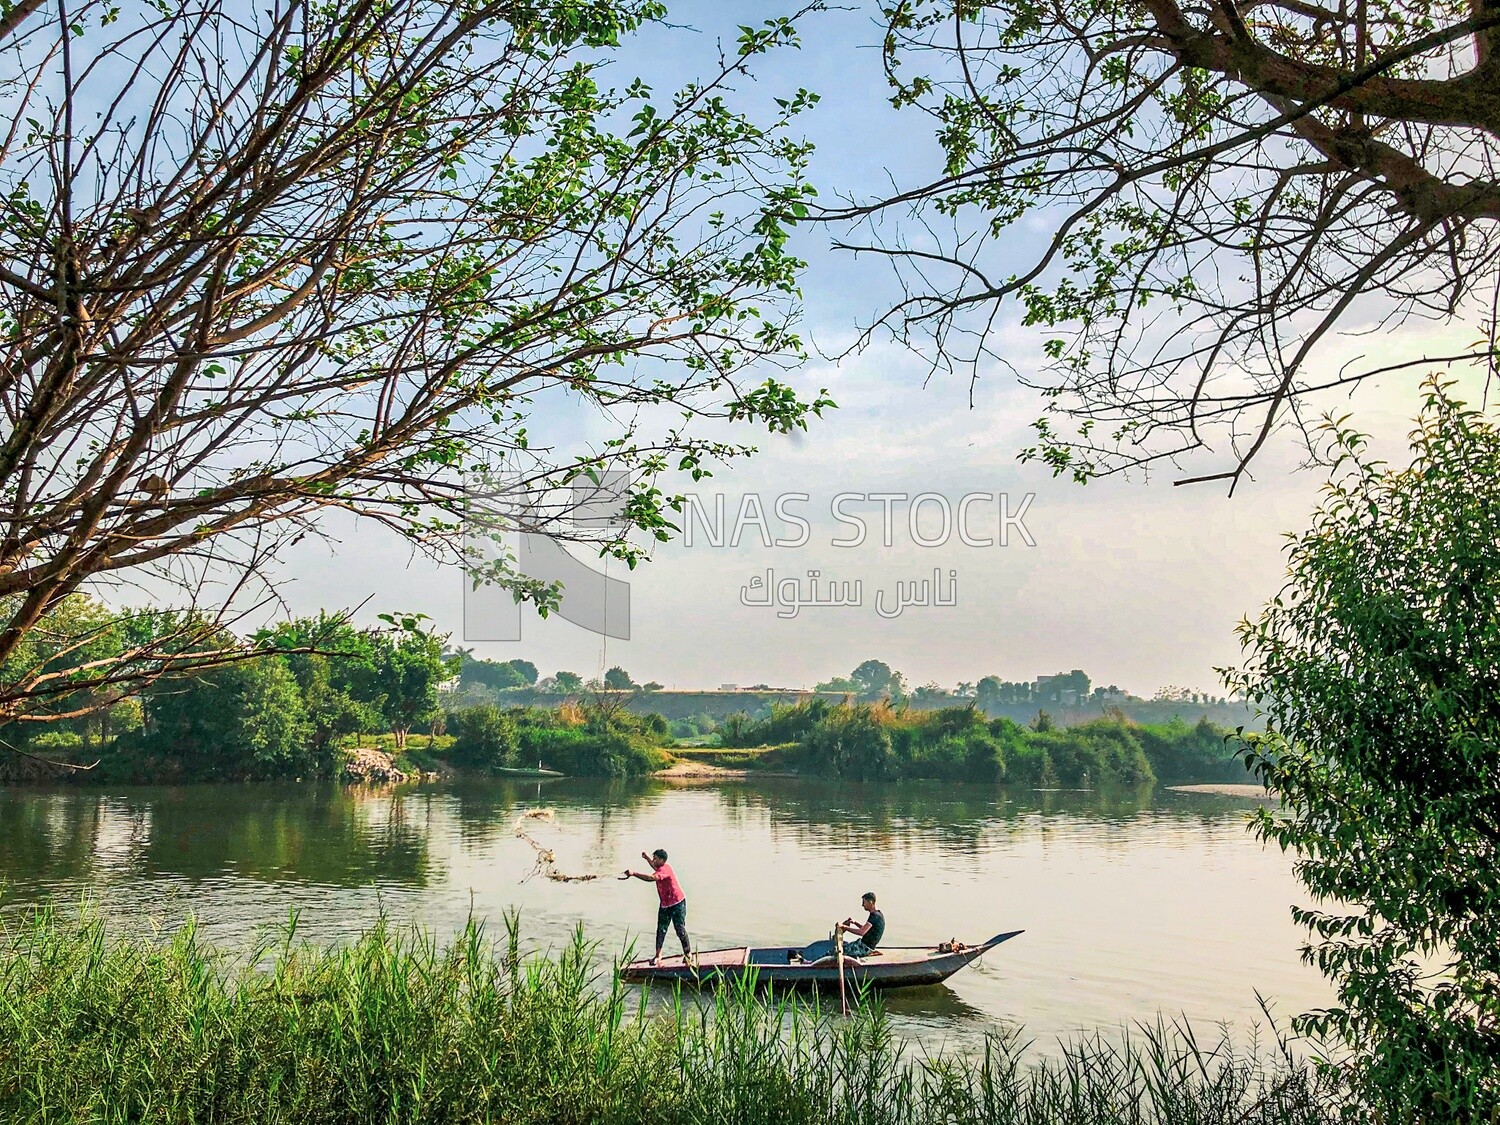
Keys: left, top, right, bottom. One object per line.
{"left": 0, "top": 910, "right": 1338, "bottom": 1125}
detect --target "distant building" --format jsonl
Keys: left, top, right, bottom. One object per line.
{"left": 719, "top": 683, "right": 739, "bottom": 691}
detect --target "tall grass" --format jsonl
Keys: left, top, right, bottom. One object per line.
{"left": 0, "top": 909, "right": 1339, "bottom": 1124}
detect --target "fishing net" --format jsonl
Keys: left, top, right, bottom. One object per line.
{"left": 512, "top": 808, "right": 605, "bottom": 883}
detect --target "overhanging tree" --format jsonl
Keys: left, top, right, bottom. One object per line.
{"left": 0, "top": 0, "right": 826, "bottom": 728}
{"left": 829, "top": 0, "right": 1500, "bottom": 489}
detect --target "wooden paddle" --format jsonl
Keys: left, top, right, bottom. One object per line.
{"left": 833, "top": 923, "right": 848, "bottom": 1016}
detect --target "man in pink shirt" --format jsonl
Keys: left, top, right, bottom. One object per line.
{"left": 624, "top": 848, "right": 690, "bottom": 965}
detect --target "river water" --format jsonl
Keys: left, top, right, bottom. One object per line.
{"left": 0, "top": 777, "right": 1329, "bottom": 1053}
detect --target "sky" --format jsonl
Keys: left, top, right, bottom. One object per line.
{"left": 269, "top": 2, "right": 1486, "bottom": 698}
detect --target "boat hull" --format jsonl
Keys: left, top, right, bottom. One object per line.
{"left": 620, "top": 930, "right": 1022, "bottom": 991}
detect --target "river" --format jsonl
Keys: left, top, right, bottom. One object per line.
{"left": 0, "top": 776, "right": 1329, "bottom": 1053}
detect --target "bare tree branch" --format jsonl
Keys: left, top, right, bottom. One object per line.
{"left": 0, "top": 1, "right": 827, "bottom": 727}
{"left": 822, "top": 0, "right": 1500, "bottom": 484}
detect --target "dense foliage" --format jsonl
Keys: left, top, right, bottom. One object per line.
{"left": 511, "top": 706, "right": 670, "bottom": 778}
{"left": 422, "top": 703, "right": 674, "bottom": 777}
{"left": 0, "top": 910, "right": 1337, "bottom": 1125}
{"left": 125, "top": 657, "right": 313, "bottom": 782}
{"left": 0, "top": 599, "right": 1240, "bottom": 786}
{"left": 722, "top": 700, "right": 1237, "bottom": 786}
{"left": 0, "top": 0, "right": 830, "bottom": 721}
{"left": 0, "top": 608, "right": 467, "bottom": 781}
{"left": 454, "top": 655, "right": 539, "bottom": 692}
{"left": 1230, "top": 386, "right": 1500, "bottom": 1121}
{"left": 448, "top": 705, "right": 520, "bottom": 771}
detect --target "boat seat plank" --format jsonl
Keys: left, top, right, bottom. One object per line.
{"left": 694, "top": 947, "right": 749, "bottom": 968}
{"left": 648, "top": 947, "right": 747, "bottom": 970}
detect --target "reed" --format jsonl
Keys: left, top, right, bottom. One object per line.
{"left": 0, "top": 909, "right": 1338, "bottom": 1125}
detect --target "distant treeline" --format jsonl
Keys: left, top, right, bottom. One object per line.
{"left": 719, "top": 699, "right": 1248, "bottom": 786}
{"left": 1, "top": 596, "right": 1246, "bottom": 786}
{"left": 0, "top": 598, "right": 683, "bottom": 783}
{"left": 0, "top": 640, "right": 674, "bottom": 786}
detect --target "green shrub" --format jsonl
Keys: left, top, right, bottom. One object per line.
{"left": 1134, "top": 717, "right": 1246, "bottom": 781}
{"left": 524, "top": 727, "right": 665, "bottom": 777}
{"left": 126, "top": 656, "right": 313, "bottom": 781}
{"left": 1027, "top": 721, "right": 1154, "bottom": 788}
{"left": 1004, "top": 738, "right": 1054, "bottom": 787}
{"left": 449, "top": 704, "right": 519, "bottom": 770}
{"left": 796, "top": 705, "right": 894, "bottom": 780}
{"left": 24, "top": 729, "right": 84, "bottom": 752}
{"left": 721, "top": 699, "right": 834, "bottom": 747}
{"left": 508, "top": 707, "right": 668, "bottom": 777}
{"left": 725, "top": 702, "right": 1169, "bottom": 786}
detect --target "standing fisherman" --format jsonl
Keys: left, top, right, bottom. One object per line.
{"left": 624, "top": 848, "right": 690, "bottom": 965}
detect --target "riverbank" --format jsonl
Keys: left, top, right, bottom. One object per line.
{"left": 3, "top": 698, "right": 1257, "bottom": 789}
{"left": 1166, "top": 783, "right": 1276, "bottom": 800}
{"left": 0, "top": 910, "right": 1337, "bottom": 1125}
{"left": 653, "top": 758, "right": 752, "bottom": 779}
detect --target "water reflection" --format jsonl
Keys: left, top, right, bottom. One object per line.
{"left": 879, "top": 982, "right": 993, "bottom": 1024}
{"left": 0, "top": 779, "right": 1260, "bottom": 892}
{"left": 702, "top": 777, "right": 1236, "bottom": 857}
{"left": 0, "top": 785, "right": 431, "bottom": 887}
{"left": 0, "top": 793, "right": 115, "bottom": 880}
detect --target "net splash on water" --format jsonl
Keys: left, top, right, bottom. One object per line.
{"left": 512, "top": 809, "right": 604, "bottom": 883}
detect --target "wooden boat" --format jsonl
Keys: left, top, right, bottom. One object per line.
{"left": 620, "top": 929, "right": 1023, "bottom": 990}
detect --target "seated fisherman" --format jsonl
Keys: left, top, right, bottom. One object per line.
{"left": 836, "top": 892, "right": 885, "bottom": 958}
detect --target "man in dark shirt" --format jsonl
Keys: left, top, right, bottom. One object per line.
{"left": 837, "top": 892, "right": 885, "bottom": 958}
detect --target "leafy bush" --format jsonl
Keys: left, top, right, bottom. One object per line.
{"left": 1134, "top": 717, "right": 1246, "bottom": 781}
{"left": 1003, "top": 736, "right": 1054, "bottom": 787}
{"left": 125, "top": 656, "right": 313, "bottom": 781}
{"left": 667, "top": 713, "right": 718, "bottom": 741}
{"left": 889, "top": 709, "right": 1009, "bottom": 782}
{"left": 1231, "top": 389, "right": 1500, "bottom": 1120}
{"left": 795, "top": 705, "right": 894, "bottom": 781}
{"left": 507, "top": 706, "right": 668, "bottom": 777}
{"left": 1029, "top": 720, "right": 1154, "bottom": 787}
{"left": 521, "top": 727, "right": 666, "bottom": 778}
{"left": 727, "top": 702, "right": 1163, "bottom": 786}
{"left": 449, "top": 705, "right": 519, "bottom": 770}
{"left": 25, "top": 730, "right": 84, "bottom": 752}
{"left": 720, "top": 699, "right": 834, "bottom": 747}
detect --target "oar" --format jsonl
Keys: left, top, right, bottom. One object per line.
{"left": 833, "top": 922, "right": 848, "bottom": 1016}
